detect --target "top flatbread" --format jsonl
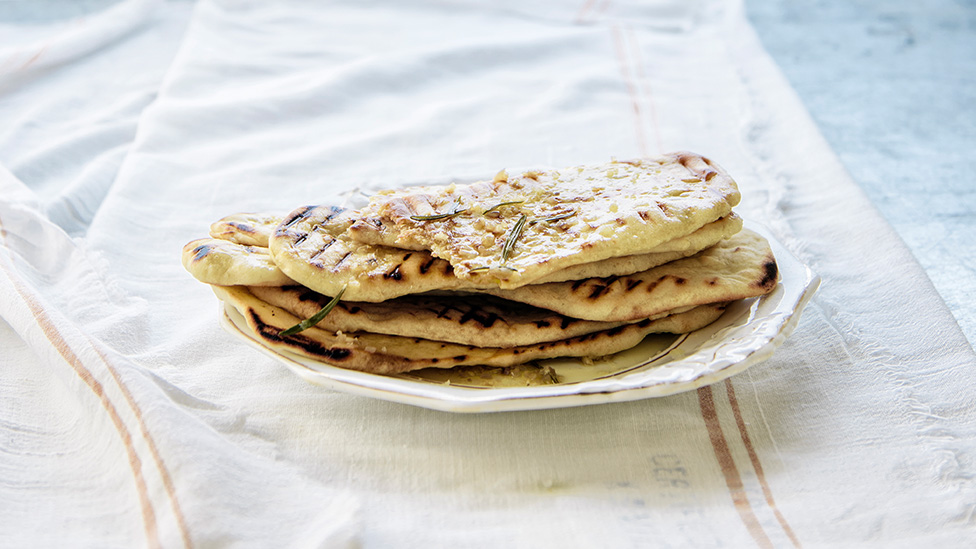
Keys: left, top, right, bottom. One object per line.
{"left": 269, "top": 206, "right": 741, "bottom": 302}
{"left": 352, "top": 152, "right": 740, "bottom": 288}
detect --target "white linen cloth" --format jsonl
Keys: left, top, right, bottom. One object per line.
{"left": 1, "top": 0, "right": 974, "bottom": 547}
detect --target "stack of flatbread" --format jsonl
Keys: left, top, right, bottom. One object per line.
{"left": 182, "top": 152, "right": 778, "bottom": 382}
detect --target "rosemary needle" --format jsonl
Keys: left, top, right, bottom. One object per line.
{"left": 537, "top": 212, "right": 574, "bottom": 223}
{"left": 483, "top": 200, "right": 524, "bottom": 215}
{"left": 501, "top": 214, "right": 528, "bottom": 263}
{"left": 279, "top": 285, "right": 347, "bottom": 337}
{"left": 409, "top": 209, "right": 467, "bottom": 221}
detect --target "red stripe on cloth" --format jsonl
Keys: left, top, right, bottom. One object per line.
{"left": 610, "top": 24, "right": 650, "bottom": 156}
{"left": 0, "top": 262, "right": 163, "bottom": 549}
{"left": 698, "top": 385, "right": 774, "bottom": 549}
{"left": 725, "top": 379, "right": 803, "bottom": 548}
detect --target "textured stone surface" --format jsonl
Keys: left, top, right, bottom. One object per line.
{"left": 747, "top": 0, "right": 976, "bottom": 347}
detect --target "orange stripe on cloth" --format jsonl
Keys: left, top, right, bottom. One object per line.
{"left": 725, "top": 379, "right": 803, "bottom": 548}
{"left": 698, "top": 385, "right": 774, "bottom": 549}
{"left": 89, "top": 339, "right": 195, "bottom": 549}
{"left": 0, "top": 210, "right": 191, "bottom": 548}
{"left": 0, "top": 263, "right": 162, "bottom": 549}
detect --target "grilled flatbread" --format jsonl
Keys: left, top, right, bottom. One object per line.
{"left": 531, "top": 213, "right": 742, "bottom": 284}
{"left": 190, "top": 212, "right": 773, "bottom": 324}
{"left": 269, "top": 205, "right": 742, "bottom": 302}
{"left": 269, "top": 205, "right": 473, "bottom": 302}
{"left": 248, "top": 285, "right": 635, "bottom": 347}
{"left": 352, "top": 152, "right": 740, "bottom": 287}
{"left": 215, "top": 285, "right": 728, "bottom": 375}
{"left": 182, "top": 238, "right": 293, "bottom": 287}
{"left": 484, "top": 229, "right": 778, "bottom": 321}
{"left": 209, "top": 212, "right": 282, "bottom": 247}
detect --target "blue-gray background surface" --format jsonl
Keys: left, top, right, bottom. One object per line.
{"left": 747, "top": 0, "right": 975, "bottom": 347}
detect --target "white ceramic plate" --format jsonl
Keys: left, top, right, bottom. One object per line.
{"left": 220, "top": 222, "right": 819, "bottom": 413}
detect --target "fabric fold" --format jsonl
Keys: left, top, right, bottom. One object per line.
{"left": 1, "top": 0, "right": 973, "bottom": 547}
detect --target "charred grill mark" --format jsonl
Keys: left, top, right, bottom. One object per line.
{"left": 674, "top": 277, "right": 687, "bottom": 285}
{"left": 384, "top": 265, "right": 403, "bottom": 281}
{"left": 533, "top": 320, "right": 552, "bottom": 328}
{"left": 645, "top": 276, "right": 666, "bottom": 293}
{"left": 707, "top": 277, "right": 719, "bottom": 286}
{"left": 638, "top": 210, "right": 650, "bottom": 221}
{"left": 298, "top": 289, "right": 324, "bottom": 303}
{"left": 322, "top": 347, "right": 352, "bottom": 361}
{"left": 588, "top": 284, "right": 609, "bottom": 299}
{"left": 458, "top": 308, "right": 500, "bottom": 328}
{"left": 334, "top": 252, "right": 352, "bottom": 268}
{"left": 192, "top": 244, "right": 211, "bottom": 261}
{"left": 757, "top": 260, "right": 778, "bottom": 288}
{"left": 453, "top": 355, "right": 467, "bottom": 362}
{"left": 249, "top": 309, "right": 352, "bottom": 361}
{"left": 292, "top": 232, "right": 309, "bottom": 246}
{"left": 228, "top": 222, "right": 255, "bottom": 234}
{"left": 309, "top": 237, "right": 337, "bottom": 261}
{"left": 677, "top": 152, "right": 704, "bottom": 173}
{"left": 282, "top": 206, "right": 316, "bottom": 229}
{"left": 419, "top": 257, "right": 437, "bottom": 274}
{"left": 324, "top": 206, "right": 346, "bottom": 221}
{"left": 589, "top": 275, "right": 620, "bottom": 299}
{"left": 625, "top": 279, "right": 643, "bottom": 292}
{"left": 560, "top": 317, "right": 575, "bottom": 330}
{"left": 571, "top": 279, "right": 588, "bottom": 292}
{"left": 637, "top": 318, "right": 652, "bottom": 328}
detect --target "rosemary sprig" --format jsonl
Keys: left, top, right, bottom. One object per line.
{"left": 501, "top": 214, "right": 528, "bottom": 263}
{"left": 279, "top": 285, "right": 347, "bottom": 337}
{"left": 409, "top": 197, "right": 466, "bottom": 221}
{"left": 537, "top": 212, "right": 575, "bottom": 223}
{"left": 482, "top": 200, "right": 523, "bottom": 215}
